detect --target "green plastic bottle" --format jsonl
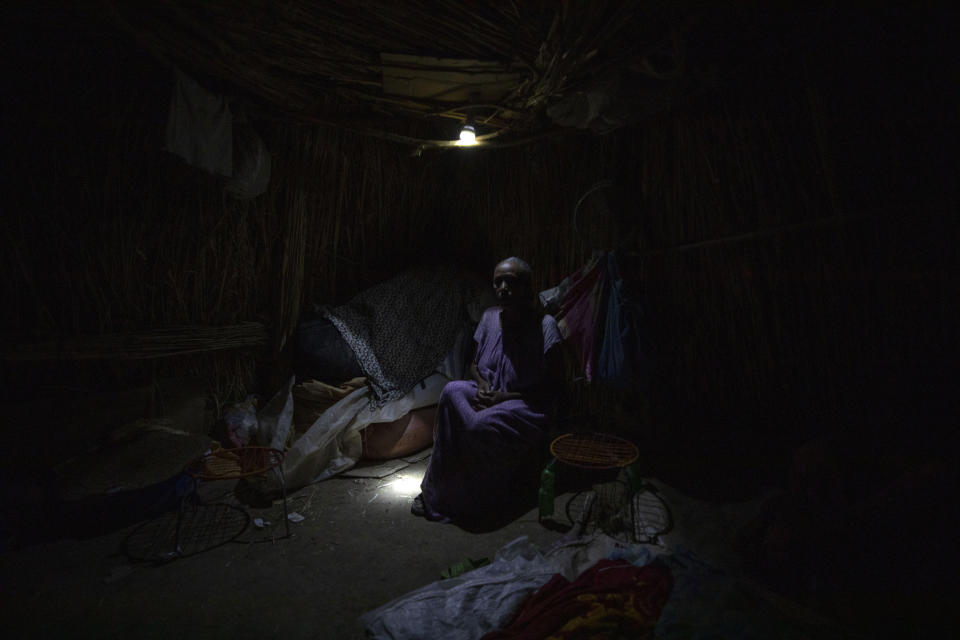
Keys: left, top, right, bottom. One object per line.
{"left": 538, "top": 460, "right": 556, "bottom": 520}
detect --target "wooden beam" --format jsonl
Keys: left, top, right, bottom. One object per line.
{"left": 1, "top": 322, "right": 269, "bottom": 362}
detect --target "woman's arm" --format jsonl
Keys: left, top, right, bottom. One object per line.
{"left": 471, "top": 361, "right": 522, "bottom": 406}
{"left": 469, "top": 362, "right": 489, "bottom": 393}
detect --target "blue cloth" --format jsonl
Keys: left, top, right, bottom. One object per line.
{"left": 596, "top": 252, "right": 650, "bottom": 389}
{"left": 548, "top": 251, "right": 651, "bottom": 389}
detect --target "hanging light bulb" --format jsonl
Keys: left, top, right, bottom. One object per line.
{"left": 459, "top": 124, "right": 476, "bottom": 144}
{"left": 458, "top": 114, "right": 477, "bottom": 146}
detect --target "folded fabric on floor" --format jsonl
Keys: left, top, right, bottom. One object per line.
{"left": 282, "top": 373, "right": 448, "bottom": 488}
{"left": 481, "top": 558, "right": 673, "bottom": 640}
{"left": 362, "top": 533, "right": 659, "bottom": 640}
{"left": 364, "top": 486, "right": 859, "bottom": 640}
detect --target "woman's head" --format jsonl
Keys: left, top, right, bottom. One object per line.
{"left": 493, "top": 257, "right": 533, "bottom": 306}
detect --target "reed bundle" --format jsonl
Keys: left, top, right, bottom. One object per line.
{"left": 101, "top": 0, "right": 680, "bottom": 140}
{"left": 2, "top": 323, "right": 268, "bottom": 362}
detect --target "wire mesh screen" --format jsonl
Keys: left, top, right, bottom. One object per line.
{"left": 123, "top": 502, "right": 249, "bottom": 563}
{"left": 564, "top": 477, "right": 672, "bottom": 544}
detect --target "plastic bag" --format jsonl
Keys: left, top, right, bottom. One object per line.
{"left": 223, "top": 396, "right": 258, "bottom": 448}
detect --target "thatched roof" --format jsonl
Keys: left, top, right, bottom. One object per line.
{"left": 100, "top": 1, "right": 800, "bottom": 150}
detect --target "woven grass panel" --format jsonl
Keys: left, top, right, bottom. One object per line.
{"left": 5, "top": 4, "right": 955, "bottom": 442}
{"left": 101, "top": 0, "right": 680, "bottom": 143}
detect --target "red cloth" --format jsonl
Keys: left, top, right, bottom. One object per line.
{"left": 481, "top": 558, "right": 673, "bottom": 640}
{"left": 555, "top": 254, "right": 607, "bottom": 382}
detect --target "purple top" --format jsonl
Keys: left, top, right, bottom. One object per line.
{"left": 419, "top": 306, "right": 564, "bottom": 523}
{"left": 474, "top": 307, "right": 562, "bottom": 394}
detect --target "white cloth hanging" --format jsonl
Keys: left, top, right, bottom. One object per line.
{"left": 164, "top": 68, "right": 233, "bottom": 177}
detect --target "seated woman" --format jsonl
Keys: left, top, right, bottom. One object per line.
{"left": 413, "top": 257, "right": 563, "bottom": 526}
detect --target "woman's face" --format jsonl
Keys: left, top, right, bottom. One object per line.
{"left": 493, "top": 260, "right": 531, "bottom": 306}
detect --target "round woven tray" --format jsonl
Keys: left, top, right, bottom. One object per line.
{"left": 185, "top": 447, "right": 285, "bottom": 480}
{"left": 549, "top": 432, "right": 638, "bottom": 469}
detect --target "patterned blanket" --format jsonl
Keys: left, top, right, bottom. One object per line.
{"left": 325, "top": 267, "right": 482, "bottom": 406}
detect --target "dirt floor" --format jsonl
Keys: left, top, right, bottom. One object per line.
{"left": 0, "top": 442, "right": 779, "bottom": 640}
{"left": 0, "top": 412, "right": 784, "bottom": 640}
{"left": 0, "top": 456, "right": 576, "bottom": 640}
{"left": 4, "top": 443, "right": 947, "bottom": 640}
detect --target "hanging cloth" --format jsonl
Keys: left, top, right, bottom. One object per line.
{"left": 596, "top": 252, "right": 651, "bottom": 389}
{"left": 542, "top": 251, "right": 607, "bottom": 382}
{"left": 596, "top": 254, "right": 629, "bottom": 386}
{"left": 542, "top": 251, "right": 651, "bottom": 387}
{"left": 164, "top": 69, "right": 234, "bottom": 177}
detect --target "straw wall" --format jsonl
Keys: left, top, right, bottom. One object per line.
{"left": 3, "top": 7, "right": 956, "bottom": 466}
{"left": 420, "top": 48, "right": 958, "bottom": 453}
